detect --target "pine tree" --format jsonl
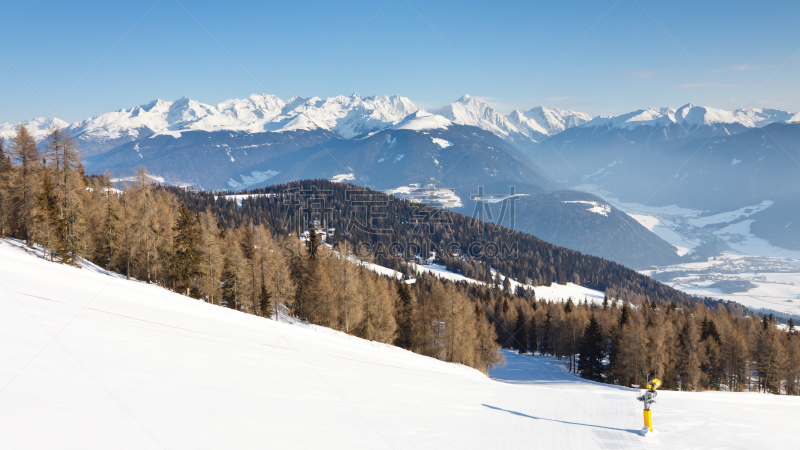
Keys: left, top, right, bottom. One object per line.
{"left": 395, "top": 281, "right": 415, "bottom": 350}
{"left": 475, "top": 304, "right": 504, "bottom": 372}
{"left": 258, "top": 284, "right": 273, "bottom": 319}
{"left": 198, "top": 211, "right": 223, "bottom": 303}
{"left": 34, "top": 170, "right": 60, "bottom": 261}
{"left": 10, "top": 124, "right": 41, "bottom": 245}
{"left": 132, "top": 167, "right": 158, "bottom": 282}
{"left": 0, "top": 137, "right": 12, "bottom": 237}
{"left": 240, "top": 225, "right": 258, "bottom": 312}
{"left": 96, "top": 173, "right": 119, "bottom": 270}
{"left": 514, "top": 310, "right": 528, "bottom": 354}
{"left": 306, "top": 226, "right": 319, "bottom": 260}
{"left": 357, "top": 274, "right": 396, "bottom": 344}
{"left": 677, "top": 319, "right": 701, "bottom": 391}
{"left": 756, "top": 326, "right": 783, "bottom": 393}
{"left": 578, "top": 315, "right": 605, "bottom": 381}
{"left": 541, "top": 311, "right": 553, "bottom": 356}
{"left": 45, "top": 128, "right": 84, "bottom": 265}
{"left": 528, "top": 314, "right": 538, "bottom": 355}
{"left": 173, "top": 203, "right": 201, "bottom": 296}
{"left": 619, "top": 302, "right": 630, "bottom": 327}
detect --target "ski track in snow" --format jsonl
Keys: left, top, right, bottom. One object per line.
{"left": 1, "top": 240, "right": 799, "bottom": 449}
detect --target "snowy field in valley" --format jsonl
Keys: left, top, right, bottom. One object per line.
{"left": 577, "top": 184, "right": 800, "bottom": 318}
{"left": 2, "top": 240, "right": 799, "bottom": 449}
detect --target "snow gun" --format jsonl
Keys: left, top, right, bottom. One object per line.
{"left": 636, "top": 378, "right": 660, "bottom": 432}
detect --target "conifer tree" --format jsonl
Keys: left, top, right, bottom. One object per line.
{"left": 45, "top": 128, "right": 84, "bottom": 264}
{"left": 0, "top": 137, "right": 12, "bottom": 237}
{"left": 306, "top": 226, "right": 319, "bottom": 259}
{"left": 198, "top": 211, "right": 223, "bottom": 303}
{"left": 514, "top": 310, "right": 528, "bottom": 354}
{"left": 619, "top": 301, "right": 630, "bottom": 327}
{"left": 474, "top": 304, "right": 504, "bottom": 372}
{"left": 221, "top": 240, "right": 248, "bottom": 310}
{"left": 258, "top": 284, "right": 273, "bottom": 319}
{"left": 756, "top": 326, "right": 783, "bottom": 393}
{"left": 10, "top": 124, "right": 41, "bottom": 245}
{"left": 35, "top": 170, "right": 60, "bottom": 261}
{"left": 395, "top": 281, "right": 415, "bottom": 350}
{"left": 541, "top": 311, "right": 553, "bottom": 356}
{"left": 357, "top": 274, "right": 396, "bottom": 344}
{"left": 578, "top": 315, "right": 605, "bottom": 381}
{"left": 677, "top": 319, "right": 701, "bottom": 391}
{"left": 132, "top": 167, "right": 158, "bottom": 282}
{"left": 95, "top": 173, "right": 119, "bottom": 270}
{"left": 173, "top": 203, "right": 201, "bottom": 296}
{"left": 528, "top": 314, "right": 538, "bottom": 355}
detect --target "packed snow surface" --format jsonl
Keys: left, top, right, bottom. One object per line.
{"left": 1, "top": 240, "right": 799, "bottom": 449}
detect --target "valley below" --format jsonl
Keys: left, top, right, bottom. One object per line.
{"left": 577, "top": 184, "right": 800, "bottom": 320}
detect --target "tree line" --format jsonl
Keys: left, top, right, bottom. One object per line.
{"left": 499, "top": 295, "right": 799, "bottom": 394}
{"left": 166, "top": 179, "right": 743, "bottom": 314}
{"left": 0, "top": 125, "right": 503, "bottom": 373}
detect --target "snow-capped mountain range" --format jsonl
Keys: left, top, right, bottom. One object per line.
{"left": 3, "top": 93, "right": 798, "bottom": 156}
{"left": 581, "top": 104, "right": 800, "bottom": 131}
{"left": 0, "top": 117, "right": 70, "bottom": 142}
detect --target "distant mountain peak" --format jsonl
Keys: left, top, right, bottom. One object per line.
{"left": 391, "top": 110, "right": 451, "bottom": 131}
{"left": 0, "top": 117, "right": 71, "bottom": 142}
{"left": 508, "top": 106, "right": 593, "bottom": 136}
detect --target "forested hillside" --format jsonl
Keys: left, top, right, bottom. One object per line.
{"left": 170, "top": 180, "right": 722, "bottom": 310}
{"left": 1, "top": 124, "right": 798, "bottom": 393}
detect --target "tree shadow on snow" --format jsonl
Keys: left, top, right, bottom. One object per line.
{"left": 482, "top": 404, "right": 643, "bottom": 436}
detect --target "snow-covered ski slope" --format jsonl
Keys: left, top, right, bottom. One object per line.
{"left": 1, "top": 240, "right": 798, "bottom": 449}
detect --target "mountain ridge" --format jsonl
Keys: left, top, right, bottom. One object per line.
{"left": 4, "top": 94, "right": 798, "bottom": 158}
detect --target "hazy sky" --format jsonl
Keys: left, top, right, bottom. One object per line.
{"left": 2, "top": 0, "right": 799, "bottom": 123}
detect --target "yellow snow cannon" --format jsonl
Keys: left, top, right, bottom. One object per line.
{"left": 637, "top": 378, "right": 661, "bottom": 432}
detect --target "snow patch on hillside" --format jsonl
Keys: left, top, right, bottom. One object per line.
{"left": 431, "top": 137, "right": 452, "bottom": 148}
{"left": 226, "top": 170, "right": 280, "bottom": 189}
{"left": 563, "top": 200, "right": 611, "bottom": 216}
{"left": 385, "top": 184, "right": 462, "bottom": 208}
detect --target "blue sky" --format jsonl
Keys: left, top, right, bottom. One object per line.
{"left": 2, "top": 0, "right": 799, "bottom": 123}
